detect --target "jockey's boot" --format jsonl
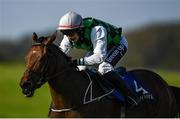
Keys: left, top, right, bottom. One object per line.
{"left": 103, "top": 71, "right": 140, "bottom": 106}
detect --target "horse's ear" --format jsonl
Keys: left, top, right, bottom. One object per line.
{"left": 45, "top": 31, "right": 57, "bottom": 45}
{"left": 32, "top": 32, "right": 38, "bottom": 42}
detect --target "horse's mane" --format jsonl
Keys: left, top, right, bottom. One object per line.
{"left": 49, "top": 43, "right": 72, "bottom": 62}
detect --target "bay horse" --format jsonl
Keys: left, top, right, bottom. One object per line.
{"left": 20, "top": 32, "right": 179, "bottom": 117}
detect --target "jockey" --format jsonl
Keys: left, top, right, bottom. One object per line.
{"left": 57, "top": 11, "right": 140, "bottom": 105}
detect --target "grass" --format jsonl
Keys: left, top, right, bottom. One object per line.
{"left": 0, "top": 62, "right": 51, "bottom": 117}
{"left": 0, "top": 62, "right": 179, "bottom": 117}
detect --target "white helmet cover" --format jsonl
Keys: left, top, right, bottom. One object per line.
{"left": 57, "top": 11, "right": 83, "bottom": 30}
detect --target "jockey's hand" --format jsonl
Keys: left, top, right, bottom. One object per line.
{"left": 71, "top": 58, "right": 85, "bottom": 67}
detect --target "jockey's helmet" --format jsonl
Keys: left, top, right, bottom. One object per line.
{"left": 57, "top": 11, "right": 83, "bottom": 31}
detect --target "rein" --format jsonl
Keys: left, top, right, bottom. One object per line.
{"left": 45, "top": 67, "right": 73, "bottom": 81}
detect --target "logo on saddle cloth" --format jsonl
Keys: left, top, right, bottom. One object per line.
{"left": 121, "top": 73, "right": 154, "bottom": 101}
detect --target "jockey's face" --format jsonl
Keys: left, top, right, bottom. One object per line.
{"left": 61, "top": 29, "right": 80, "bottom": 42}
{"left": 67, "top": 33, "right": 80, "bottom": 42}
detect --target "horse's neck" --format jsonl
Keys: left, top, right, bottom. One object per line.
{"left": 48, "top": 68, "right": 90, "bottom": 109}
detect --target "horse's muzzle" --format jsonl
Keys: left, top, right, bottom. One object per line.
{"left": 20, "top": 81, "right": 35, "bottom": 97}
{"left": 22, "top": 87, "right": 34, "bottom": 97}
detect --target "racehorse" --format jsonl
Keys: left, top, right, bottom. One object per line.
{"left": 19, "top": 32, "right": 179, "bottom": 118}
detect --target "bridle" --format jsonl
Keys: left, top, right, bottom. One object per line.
{"left": 29, "top": 42, "right": 72, "bottom": 88}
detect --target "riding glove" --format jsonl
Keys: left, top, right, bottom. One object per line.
{"left": 71, "top": 58, "right": 85, "bottom": 66}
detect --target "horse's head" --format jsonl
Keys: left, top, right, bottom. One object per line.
{"left": 20, "top": 32, "right": 57, "bottom": 97}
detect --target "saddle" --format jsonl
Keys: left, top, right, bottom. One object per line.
{"left": 84, "top": 67, "right": 154, "bottom": 104}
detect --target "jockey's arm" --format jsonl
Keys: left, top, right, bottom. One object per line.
{"left": 84, "top": 26, "right": 107, "bottom": 65}
{"left": 59, "top": 35, "right": 72, "bottom": 54}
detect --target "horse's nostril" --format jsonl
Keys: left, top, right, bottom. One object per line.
{"left": 23, "top": 88, "right": 29, "bottom": 94}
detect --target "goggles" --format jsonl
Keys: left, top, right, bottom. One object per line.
{"left": 61, "top": 29, "right": 79, "bottom": 36}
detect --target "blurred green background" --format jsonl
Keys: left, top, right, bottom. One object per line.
{"left": 0, "top": 0, "right": 180, "bottom": 117}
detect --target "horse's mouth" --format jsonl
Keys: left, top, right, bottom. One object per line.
{"left": 22, "top": 88, "right": 34, "bottom": 97}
